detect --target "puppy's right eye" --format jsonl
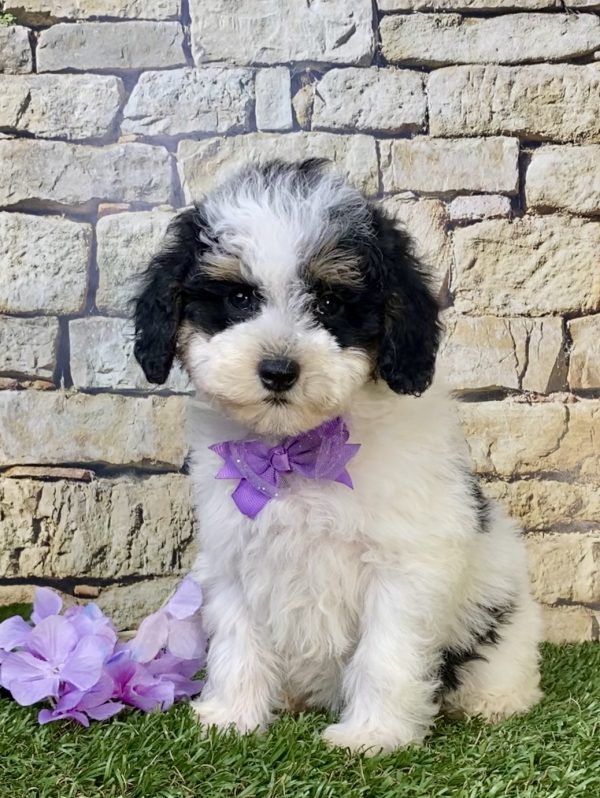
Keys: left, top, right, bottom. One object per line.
{"left": 226, "top": 287, "right": 261, "bottom": 317}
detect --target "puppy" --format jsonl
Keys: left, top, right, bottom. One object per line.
{"left": 133, "top": 159, "right": 542, "bottom": 754}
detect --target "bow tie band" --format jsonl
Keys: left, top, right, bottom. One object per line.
{"left": 209, "top": 417, "right": 360, "bottom": 518}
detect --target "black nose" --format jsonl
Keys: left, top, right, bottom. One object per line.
{"left": 258, "top": 357, "right": 300, "bottom": 392}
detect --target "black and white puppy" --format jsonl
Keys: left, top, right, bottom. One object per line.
{"left": 134, "top": 160, "right": 542, "bottom": 754}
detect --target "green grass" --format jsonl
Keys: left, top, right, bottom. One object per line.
{"left": 1, "top": 644, "right": 598, "bottom": 798}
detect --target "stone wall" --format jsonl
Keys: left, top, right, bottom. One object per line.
{"left": 0, "top": 0, "right": 598, "bottom": 640}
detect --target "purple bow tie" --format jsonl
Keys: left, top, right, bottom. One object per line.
{"left": 209, "top": 417, "right": 360, "bottom": 519}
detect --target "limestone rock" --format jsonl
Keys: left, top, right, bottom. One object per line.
{"left": 539, "top": 605, "right": 596, "bottom": 644}
{"left": 0, "top": 140, "right": 173, "bottom": 212}
{"left": 440, "top": 315, "right": 566, "bottom": 394}
{"left": 312, "top": 68, "right": 426, "bottom": 135}
{"left": 526, "top": 145, "right": 600, "bottom": 216}
{"left": 0, "top": 316, "right": 59, "bottom": 380}
{"left": 525, "top": 532, "right": 600, "bottom": 604}
{"left": 96, "top": 577, "right": 184, "bottom": 630}
{"left": 70, "top": 317, "right": 191, "bottom": 393}
{"left": 453, "top": 217, "right": 600, "bottom": 316}
{"left": 428, "top": 64, "right": 600, "bottom": 143}
{"left": 255, "top": 68, "right": 293, "bottom": 132}
{"left": 379, "top": 137, "right": 519, "bottom": 195}
{"left": 0, "top": 474, "right": 195, "bottom": 579}
{"left": 381, "top": 13, "right": 600, "bottom": 66}
{"left": 379, "top": 1, "right": 553, "bottom": 7}
{"left": 0, "top": 74, "right": 124, "bottom": 141}
{"left": 189, "top": 0, "right": 374, "bottom": 66}
{"left": 448, "top": 195, "right": 511, "bottom": 222}
{"left": 568, "top": 315, "right": 600, "bottom": 390}
{"left": 2, "top": 1, "right": 179, "bottom": 23}
{"left": 177, "top": 133, "right": 379, "bottom": 200}
{"left": 0, "top": 391, "right": 187, "bottom": 468}
{"left": 0, "top": 213, "right": 90, "bottom": 314}
{"left": 37, "top": 21, "right": 186, "bottom": 72}
{"left": 122, "top": 68, "right": 254, "bottom": 137}
{"left": 0, "top": 26, "right": 32, "bottom": 73}
{"left": 96, "top": 210, "right": 174, "bottom": 315}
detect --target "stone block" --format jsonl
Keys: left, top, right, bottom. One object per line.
{"left": 0, "top": 316, "right": 59, "bottom": 380}
{"left": 0, "top": 26, "right": 32, "bottom": 73}
{"left": 526, "top": 145, "right": 600, "bottom": 216}
{"left": 255, "top": 68, "right": 293, "bottom": 132}
{"left": 568, "top": 315, "right": 600, "bottom": 390}
{"left": 2, "top": 1, "right": 179, "bottom": 23}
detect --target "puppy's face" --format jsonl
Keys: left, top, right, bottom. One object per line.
{"left": 134, "top": 161, "right": 440, "bottom": 436}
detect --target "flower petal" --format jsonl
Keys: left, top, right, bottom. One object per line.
{"left": 85, "top": 701, "right": 124, "bottom": 721}
{"left": 38, "top": 707, "right": 90, "bottom": 727}
{"left": 1, "top": 651, "right": 59, "bottom": 705}
{"left": 165, "top": 577, "right": 203, "bottom": 620}
{"left": 60, "top": 636, "right": 107, "bottom": 690}
{"left": 31, "top": 587, "right": 63, "bottom": 625}
{"left": 127, "top": 611, "right": 169, "bottom": 663}
{"left": 0, "top": 616, "right": 32, "bottom": 652}
{"left": 27, "top": 616, "right": 78, "bottom": 665}
{"left": 166, "top": 618, "right": 207, "bottom": 660}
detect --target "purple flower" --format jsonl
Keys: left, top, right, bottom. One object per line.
{"left": 0, "top": 615, "right": 32, "bottom": 663}
{"left": 0, "top": 616, "right": 109, "bottom": 705}
{"left": 127, "top": 577, "right": 206, "bottom": 663}
{"left": 38, "top": 674, "right": 124, "bottom": 727}
{"left": 147, "top": 652, "right": 204, "bottom": 701}
{"left": 31, "top": 587, "right": 63, "bottom": 625}
{"left": 106, "top": 651, "right": 175, "bottom": 712}
{"left": 64, "top": 604, "right": 118, "bottom": 650}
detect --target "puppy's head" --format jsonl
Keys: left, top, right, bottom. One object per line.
{"left": 134, "top": 160, "right": 440, "bottom": 436}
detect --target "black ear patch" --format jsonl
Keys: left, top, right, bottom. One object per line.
{"left": 133, "top": 206, "right": 208, "bottom": 384}
{"left": 371, "top": 207, "right": 441, "bottom": 396}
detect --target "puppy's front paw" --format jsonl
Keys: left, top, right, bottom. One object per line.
{"left": 322, "top": 721, "right": 423, "bottom": 756}
{"left": 192, "top": 696, "right": 269, "bottom": 735}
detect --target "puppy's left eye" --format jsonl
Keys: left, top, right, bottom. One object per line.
{"left": 315, "top": 293, "right": 343, "bottom": 319}
{"left": 226, "top": 287, "right": 261, "bottom": 316}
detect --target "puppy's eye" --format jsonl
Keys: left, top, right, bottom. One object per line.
{"left": 226, "top": 286, "right": 261, "bottom": 316}
{"left": 315, "top": 293, "right": 343, "bottom": 319}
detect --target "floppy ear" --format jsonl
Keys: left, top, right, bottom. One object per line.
{"left": 133, "top": 206, "right": 207, "bottom": 384}
{"left": 371, "top": 207, "right": 441, "bottom": 396}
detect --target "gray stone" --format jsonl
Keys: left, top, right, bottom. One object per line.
{"left": 255, "top": 68, "right": 293, "bottom": 132}
{"left": 177, "top": 133, "right": 379, "bottom": 200}
{"left": 453, "top": 217, "right": 600, "bottom": 316}
{"left": 190, "top": 0, "right": 374, "bottom": 66}
{"left": 526, "top": 145, "right": 600, "bottom": 216}
{"left": 379, "top": 137, "right": 519, "bottom": 195}
{"left": 96, "top": 210, "right": 174, "bottom": 315}
{"left": 70, "top": 317, "right": 191, "bottom": 393}
{"left": 0, "top": 26, "right": 32, "bottom": 73}
{"left": 381, "top": 13, "right": 600, "bottom": 67}
{"left": 379, "top": 0, "right": 553, "bottom": 7}
{"left": 428, "top": 64, "right": 600, "bottom": 143}
{"left": 312, "top": 68, "right": 426, "bottom": 135}
{"left": 568, "top": 315, "right": 600, "bottom": 390}
{"left": 0, "top": 213, "right": 90, "bottom": 314}
{"left": 448, "top": 195, "right": 511, "bottom": 222}
{"left": 122, "top": 68, "right": 254, "bottom": 138}
{"left": 0, "top": 316, "right": 59, "bottom": 380}
{"left": 0, "top": 391, "right": 187, "bottom": 468}
{"left": 37, "top": 21, "right": 186, "bottom": 72}
{"left": 0, "top": 74, "right": 124, "bottom": 141}
{"left": 0, "top": 474, "right": 194, "bottom": 579}
{"left": 2, "top": 1, "right": 180, "bottom": 23}
{"left": 0, "top": 140, "right": 173, "bottom": 212}
{"left": 439, "top": 315, "right": 566, "bottom": 394}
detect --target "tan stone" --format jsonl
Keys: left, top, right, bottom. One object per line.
{"left": 453, "top": 217, "right": 600, "bottom": 316}
{"left": 292, "top": 82, "right": 316, "bottom": 129}
{"left": 379, "top": 1, "right": 553, "bottom": 7}
{"left": 0, "top": 316, "right": 59, "bottom": 380}
{"left": 2, "top": 1, "right": 179, "bottom": 22}
{"left": 381, "top": 13, "right": 600, "bottom": 67}
{"left": 525, "top": 533, "right": 600, "bottom": 605}
{"left": 428, "top": 64, "right": 600, "bottom": 143}
{"left": 0, "top": 474, "right": 194, "bottom": 580}
{"left": 487, "top": 480, "right": 600, "bottom": 534}
{"left": 37, "top": 22, "right": 186, "bottom": 72}
{"left": 526, "top": 145, "right": 600, "bottom": 216}
{"left": 568, "top": 315, "right": 600, "bottom": 390}
{"left": 0, "top": 140, "right": 173, "bottom": 212}
{"left": 177, "top": 133, "right": 379, "bottom": 200}
{"left": 96, "top": 210, "right": 174, "bottom": 316}
{"left": 458, "top": 400, "right": 600, "bottom": 480}
{"left": 0, "top": 213, "right": 90, "bottom": 314}
{"left": 122, "top": 68, "right": 254, "bottom": 137}
{"left": 3, "top": 466, "right": 94, "bottom": 481}
{"left": 0, "top": 74, "right": 124, "bottom": 141}
{"left": 0, "top": 391, "right": 187, "bottom": 468}
{"left": 379, "top": 137, "right": 519, "bottom": 195}
{"left": 0, "top": 584, "right": 36, "bottom": 607}
{"left": 0, "top": 26, "right": 32, "bottom": 73}
{"left": 313, "top": 68, "right": 426, "bottom": 135}
{"left": 448, "top": 195, "right": 511, "bottom": 222}
{"left": 439, "top": 315, "right": 566, "bottom": 394}
{"left": 539, "top": 604, "right": 596, "bottom": 644}
{"left": 69, "top": 317, "right": 191, "bottom": 393}
{"left": 190, "top": 0, "right": 374, "bottom": 66}
{"left": 255, "top": 68, "right": 293, "bottom": 132}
